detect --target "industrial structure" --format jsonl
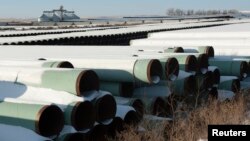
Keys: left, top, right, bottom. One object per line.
{"left": 38, "top": 6, "right": 80, "bottom": 22}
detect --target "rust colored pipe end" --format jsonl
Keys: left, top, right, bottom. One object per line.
{"left": 174, "top": 47, "right": 184, "bottom": 53}
{"left": 36, "top": 105, "right": 64, "bottom": 137}
{"left": 77, "top": 70, "right": 100, "bottom": 96}
{"left": 197, "top": 54, "right": 209, "bottom": 74}
{"left": 240, "top": 61, "right": 248, "bottom": 79}
{"left": 94, "top": 94, "right": 117, "bottom": 124}
{"left": 205, "top": 46, "right": 214, "bottom": 57}
{"left": 57, "top": 61, "right": 74, "bottom": 68}
{"left": 131, "top": 99, "right": 145, "bottom": 121}
{"left": 151, "top": 97, "right": 166, "bottom": 117}
{"left": 166, "top": 57, "right": 179, "bottom": 81}
{"left": 147, "top": 59, "right": 163, "bottom": 84}
{"left": 185, "top": 55, "right": 198, "bottom": 73}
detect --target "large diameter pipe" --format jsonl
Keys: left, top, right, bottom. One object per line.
{"left": 183, "top": 46, "right": 214, "bottom": 57}
{"left": 165, "top": 53, "right": 208, "bottom": 74}
{"left": 208, "top": 66, "right": 221, "bottom": 86}
{"left": 0, "top": 81, "right": 96, "bottom": 130}
{"left": 132, "top": 52, "right": 197, "bottom": 73}
{"left": 133, "top": 85, "right": 171, "bottom": 99}
{"left": 64, "top": 101, "right": 95, "bottom": 131}
{"left": 100, "top": 82, "right": 134, "bottom": 97}
{"left": 0, "top": 124, "right": 51, "bottom": 141}
{"left": 116, "top": 105, "right": 141, "bottom": 126}
{"left": 138, "top": 96, "right": 167, "bottom": 117}
{"left": 91, "top": 92, "right": 117, "bottom": 124}
{"left": 0, "top": 102, "right": 64, "bottom": 137}
{"left": 133, "top": 56, "right": 179, "bottom": 81}
{"left": 107, "top": 117, "right": 124, "bottom": 138}
{"left": 169, "top": 74, "right": 196, "bottom": 95}
{"left": 133, "top": 85, "right": 176, "bottom": 116}
{"left": 195, "top": 71, "right": 214, "bottom": 91}
{"left": 0, "top": 60, "right": 74, "bottom": 68}
{"left": 115, "top": 97, "right": 145, "bottom": 120}
{"left": 65, "top": 58, "right": 163, "bottom": 84}
{"left": 0, "top": 67, "right": 99, "bottom": 96}
{"left": 208, "top": 59, "right": 248, "bottom": 79}
{"left": 219, "top": 76, "right": 240, "bottom": 93}
{"left": 87, "top": 123, "right": 108, "bottom": 141}
{"left": 170, "top": 55, "right": 197, "bottom": 73}
{"left": 163, "top": 47, "right": 184, "bottom": 53}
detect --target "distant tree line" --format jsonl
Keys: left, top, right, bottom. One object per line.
{"left": 166, "top": 8, "right": 239, "bottom": 16}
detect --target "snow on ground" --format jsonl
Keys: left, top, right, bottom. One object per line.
{"left": 171, "top": 20, "right": 250, "bottom": 32}
{"left": 0, "top": 124, "right": 51, "bottom": 141}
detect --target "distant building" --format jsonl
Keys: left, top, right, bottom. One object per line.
{"left": 38, "top": 6, "right": 80, "bottom": 22}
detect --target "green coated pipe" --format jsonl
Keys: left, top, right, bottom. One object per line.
{"left": 133, "top": 86, "right": 171, "bottom": 116}
{"left": 116, "top": 105, "right": 141, "bottom": 126}
{"left": 39, "top": 69, "right": 99, "bottom": 96}
{"left": 164, "top": 53, "right": 208, "bottom": 74}
{"left": 0, "top": 60, "right": 74, "bottom": 68}
{"left": 197, "top": 46, "right": 214, "bottom": 57}
{"left": 0, "top": 102, "right": 64, "bottom": 137}
{"left": 163, "top": 47, "right": 184, "bottom": 53}
{"left": 159, "top": 57, "right": 179, "bottom": 81}
{"left": 0, "top": 67, "right": 100, "bottom": 96}
{"left": 208, "top": 66, "right": 221, "bottom": 86}
{"left": 172, "top": 55, "right": 197, "bottom": 73}
{"left": 64, "top": 101, "right": 95, "bottom": 131}
{"left": 41, "top": 61, "right": 74, "bottom": 68}
{"left": 133, "top": 59, "right": 163, "bottom": 83}
{"left": 209, "top": 59, "right": 248, "bottom": 79}
{"left": 115, "top": 96, "right": 145, "bottom": 119}
{"left": 133, "top": 85, "right": 171, "bottom": 98}
{"left": 91, "top": 92, "right": 117, "bottom": 124}
{"left": 100, "top": 81, "right": 134, "bottom": 97}
{"left": 61, "top": 58, "right": 163, "bottom": 84}
{"left": 195, "top": 71, "right": 213, "bottom": 91}
{"left": 135, "top": 96, "right": 167, "bottom": 117}
{"left": 219, "top": 76, "right": 240, "bottom": 93}
{"left": 165, "top": 70, "right": 195, "bottom": 95}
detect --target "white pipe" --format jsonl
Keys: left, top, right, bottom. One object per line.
{"left": 220, "top": 76, "right": 238, "bottom": 83}
{"left": 116, "top": 105, "right": 135, "bottom": 120}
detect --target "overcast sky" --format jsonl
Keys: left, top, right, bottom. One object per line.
{"left": 0, "top": 0, "right": 249, "bottom": 18}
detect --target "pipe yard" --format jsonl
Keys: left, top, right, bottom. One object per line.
{"left": 0, "top": 17, "right": 250, "bottom": 141}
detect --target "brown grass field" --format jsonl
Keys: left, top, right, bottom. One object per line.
{"left": 111, "top": 91, "right": 250, "bottom": 141}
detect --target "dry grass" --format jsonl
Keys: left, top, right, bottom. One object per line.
{"left": 112, "top": 93, "right": 250, "bottom": 141}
